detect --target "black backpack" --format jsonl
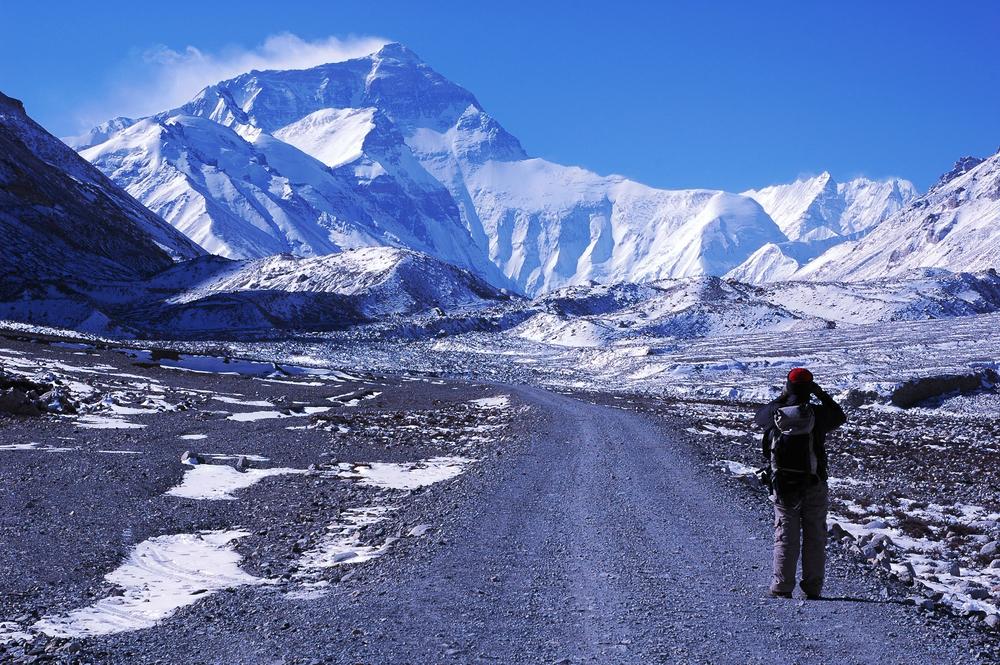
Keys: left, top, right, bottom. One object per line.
{"left": 769, "top": 403, "right": 818, "bottom": 491}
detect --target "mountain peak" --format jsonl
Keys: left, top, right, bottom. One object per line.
{"left": 372, "top": 42, "right": 422, "bottom": 63}
{"left": 931, "top": 155, "right": 985, "bottom": 192}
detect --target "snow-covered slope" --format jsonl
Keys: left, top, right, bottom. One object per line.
{"left": 74, "top": 44, "right": 790, "bottom": 295}
{"left": 510, "top": 269, "right": 1000, "bottom": 347}
{"left": 743, "top": 172, "right": 917, "bottom": 242}
{"left": 0, "top": 91, "right": 202, "bottom": 287}
{"left": 139, "top": 247, "right": 510, "bottom": 336}
{"left": 801, "top": 152, "right": 1000, "bottom": 281}
{"left": 727, "top": 173, "right": 919, "bottom": 282}
{"left": 164, "top": 247, "right": 502, "bottom": 313}
{"left": 75, "top": 43, "right": 927, "bottom": 294}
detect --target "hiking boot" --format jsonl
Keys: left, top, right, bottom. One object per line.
{"left": 769, "top": 590, "right": 793, "bottom": 599}
{"left": 805, "top": 593, "right": 822, "bottom": 600}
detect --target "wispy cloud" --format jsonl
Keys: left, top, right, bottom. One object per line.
{"left": 74, "top": 33, "right": 388, "bottom": 132}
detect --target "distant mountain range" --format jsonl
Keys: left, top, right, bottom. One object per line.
{"left": 69, "top": 42, "right": 978, "bottom": 296}
{"left": 1, "top": 43, "right": 999, "bottom": 340}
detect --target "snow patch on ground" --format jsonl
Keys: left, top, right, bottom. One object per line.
{"left": 227, "top": 406, "right": 330, "bottom": 422}
{"left": 166, "top": 464, "right": 306, "bottom": 500}
{"left": 211, "top": 395, "right": 274, "bottom": 407}
{"left": 75, "top": 415, "right": 145, "bottom": 429}
{"left": 293, "top": 506, "right": 394, "bottom": 580}
{"left": 27, "top": 530, "right": 266, "bottom": 638}
{"left": 337, "top": 456, "right": 473, "bottom": 491}
{"left": 469, "top": 395, "right": 510, "bottom": 410}
{"left": 0, "top": 442, "right": 76, "bottom": 453}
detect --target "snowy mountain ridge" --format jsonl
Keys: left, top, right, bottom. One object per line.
{"left": 2, "top": 90, "right": 999, "bottom": 344}
{"left": 72, "top": 43, "right": 919, "bottom": 295}
{"left": 743, "top": 172, "right": 917, "bottom": 242}
{"left": 797, "top": 150, "right": 1000, "bottom": 282}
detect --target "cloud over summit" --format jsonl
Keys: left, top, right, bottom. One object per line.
{"left": 78, "top": 33, "right": 388, "bottom": 130}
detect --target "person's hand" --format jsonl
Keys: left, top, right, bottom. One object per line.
{"left": 810, "top": 381, "right": 826, "bottom": 397}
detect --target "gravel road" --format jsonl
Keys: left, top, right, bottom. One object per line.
{"left": 65, "top": 383, "right": 982, "bottom": 664}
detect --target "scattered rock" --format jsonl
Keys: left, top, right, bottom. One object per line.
{"left": 181, "top": 450, "right": 205, "bottom": 465}
{"left": 986, "top": 614, "right": 1000, "bottom": 629}
{"left": 965, "top": 586, "right": 990, "bottom": 601}
{"left": 828, "top": 523, "right": 852, "bottom": 540}
{"left": 980, "top": 541, "right": 1000, "bottom": 558}
{"left": 0, "top": 389, "right": 41, "bottom": 416}
{"left": 874, "top": 551, "right": 892, "bottom": 570}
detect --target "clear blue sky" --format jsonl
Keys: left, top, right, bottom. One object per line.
{"left": 2, "top": 1, "right": 998, "bottom": 192}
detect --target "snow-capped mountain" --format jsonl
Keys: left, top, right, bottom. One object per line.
{"left": 743, "top": 172, "right": 917, "bottom": 242}
{"left": 77, "top": 43, "right": 858, "bottom": 295}
{"left": 726, "top": 172, "right": 919, "bottom": 282}
{"left": 799, "top": 151, "right": 1000, "bottom": 282}
{"left": 0, "top": 91, "right": 202, "bottom": 287}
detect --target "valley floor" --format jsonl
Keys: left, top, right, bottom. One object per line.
{"left": 1, "top": 336, "right": 998, "bottom": 663}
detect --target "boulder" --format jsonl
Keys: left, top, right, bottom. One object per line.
{"left": 181, "top": 450, "right": 205, "bottom": 465}
{"left": 0, "top": 389, "right": 41, "bottom": 416}
{"left": 39, "top": 388, "right": 76, "bottom": 414}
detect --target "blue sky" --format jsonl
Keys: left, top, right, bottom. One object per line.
{"left": 2, "top": 1, "right": 998, "bottom": 192}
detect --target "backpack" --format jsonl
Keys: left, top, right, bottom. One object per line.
{"left": 769, "top": 403, "right": 818, "bottom": 492}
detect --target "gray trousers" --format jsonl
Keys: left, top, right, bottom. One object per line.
{"left": 771, "top": 480, "right": 828, "bottom": 596}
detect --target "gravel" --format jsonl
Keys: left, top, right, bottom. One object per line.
{"left": 0, "top": 337, "right": 995, "bottom": 663}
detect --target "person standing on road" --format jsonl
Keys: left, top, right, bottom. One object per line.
{"left": 755, "top": 367, "right": 846, "bottom": 599}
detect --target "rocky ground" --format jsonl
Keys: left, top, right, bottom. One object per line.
{"left": 0, "top": 333, "right": 998, "bottom": 663}
{"left": 646, "top": 393, "right": 1000, "bottom": 638}
{"left": 0, "top": 334, "right": 520, "bottom": 662}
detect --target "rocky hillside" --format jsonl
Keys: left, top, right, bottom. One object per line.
{"left": 0, "top": 91, "right": 202, "bottom": 287}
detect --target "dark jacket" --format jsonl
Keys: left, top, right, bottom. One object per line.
{"left": 755, "top": 388, "right": 846, "bottom": 481}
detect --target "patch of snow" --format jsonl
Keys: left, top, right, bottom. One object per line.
{"left": 30, "top": 530, "right": 266, "bottom": 638}
{"left": 294, "top": 506, "right": 394, "bottom": 576}
{"left": 75, "top": 415, "right": 145, "bottom": 430}
{"left": 211, "top": 395, "right": 274, "bottom": 407}
{"left": 166, "top": 464, "right": 305, "bottom": 500}
{"left": 227, "top": 406, "right": 330, "bottom": 422}
{"left": 338, "top": 456, "right": 473, "bottom": 490}
{"left": 469, "top": 395, "right": 510, "bottom": 409}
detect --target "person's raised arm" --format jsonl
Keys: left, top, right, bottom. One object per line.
{"left": 811, "top": 382, "right": 846, "bottom": 431}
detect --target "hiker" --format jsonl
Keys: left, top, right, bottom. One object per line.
{"left": 755, "top": 367, "right": 846, "bottom": 599}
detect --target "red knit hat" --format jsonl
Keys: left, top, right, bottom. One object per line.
{"left": 787, "top": 367, "right": 814, "bottom": 384}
